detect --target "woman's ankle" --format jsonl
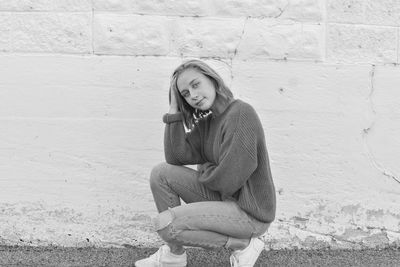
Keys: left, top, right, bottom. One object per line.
{"left": 168, "top": 244, "right": 185, "bottom": 255}
{"left": 230, "top": 239, "right": 250, "bottom": 251}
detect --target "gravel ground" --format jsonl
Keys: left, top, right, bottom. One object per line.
{"left": 0, "top": 245, "right": 399, "bottom": 266}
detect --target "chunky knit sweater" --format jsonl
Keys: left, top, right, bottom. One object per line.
{"left": 162, "top": 99, "right": 276, "bottom": 223}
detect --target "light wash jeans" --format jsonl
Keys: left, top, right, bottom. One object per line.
{"left": 150, "top": 162, "right": 270, "bottom": 249}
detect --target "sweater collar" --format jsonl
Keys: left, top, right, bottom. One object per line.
{"left": 210, "top": 95, "right": 235, "bottom": 118}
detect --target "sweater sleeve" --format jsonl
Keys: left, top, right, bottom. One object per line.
{"left": 198, "top": 105, "right": 258, "bottom": 198}
{"left": 163, "top": 112, "right": 205, "bottom": 165}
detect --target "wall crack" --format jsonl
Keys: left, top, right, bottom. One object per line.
{"left": 232, "top": 16, "right": 249, "bottom": 60}
{"left": 275, "top": 1, "right": 290, "bottom": 18}
{"left": 362, "top": 65, "right": 400, "bottom": 184}
{"left": 214, "top": 16, "right": 250, "bottom": 88}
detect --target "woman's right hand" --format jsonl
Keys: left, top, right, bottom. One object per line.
{"left": 169, "top": 88, "right": 179, "bottom": 114}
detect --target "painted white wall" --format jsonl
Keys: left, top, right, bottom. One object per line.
{"left": 0, "top": 0, "right": 399, "bottom": 249}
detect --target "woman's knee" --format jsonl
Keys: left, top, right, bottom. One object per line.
{"left": 149, "top": 162, "right": 169, "bottom": 188}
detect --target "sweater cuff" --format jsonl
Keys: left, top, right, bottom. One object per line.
{"left": 162, "top": 112, "right": 183, "bottom": 124}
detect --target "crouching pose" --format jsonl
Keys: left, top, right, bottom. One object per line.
{"left": 135, "top": 59, "right": 276, "bottom": 267}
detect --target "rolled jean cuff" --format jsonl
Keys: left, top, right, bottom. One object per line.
{"left": 224, "top": 237, "right": 233, "bottom": 249}
{"left": 153, "top": 208, "right": 175, "bottom": 231}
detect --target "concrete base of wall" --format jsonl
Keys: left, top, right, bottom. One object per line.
{"left": 1, "top": 200, "right": 400, "bottom": 249}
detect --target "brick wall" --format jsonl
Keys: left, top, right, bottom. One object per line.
{"left": 0, "top": 0, "right": 399, "bottom": 249}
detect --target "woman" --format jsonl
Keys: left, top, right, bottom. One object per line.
{"left": 135, "top": 59, "right": 276, "bottom": 267}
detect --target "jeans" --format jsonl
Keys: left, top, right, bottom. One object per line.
{"left": 150, "top": 162, "right": 270, "bottom": 249}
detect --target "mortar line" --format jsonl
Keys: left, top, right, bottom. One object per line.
{"left": 327, "top": 21, "right": 399, "bottom": 29}
{"left": 324, "top": 0, "right": 328, "bottom": 62}
{"left": 0, "top": 10, "right": 91, "bottom": 13}
{"left": 0, "top": 116, "right": 158, "bottom": 122}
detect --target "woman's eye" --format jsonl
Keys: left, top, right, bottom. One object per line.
{"left": 192, "top": 82, "right": 200, "bottom": 89}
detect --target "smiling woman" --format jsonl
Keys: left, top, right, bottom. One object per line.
{"left": 177, "top": 68, "right": 217, "bottom": 110}
{"left": 135, "top": 59, "right": 276, "bottom": 267}
{"left": 169, "top": 60, "right": 234, "bottom": 130}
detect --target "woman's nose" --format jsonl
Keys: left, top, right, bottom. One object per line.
{"left": 190, "top": 90, "right": 199, "bottom": 100}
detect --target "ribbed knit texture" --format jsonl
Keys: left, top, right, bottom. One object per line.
{"left": 163, "top": 99, "right": 276, "bottom": 223}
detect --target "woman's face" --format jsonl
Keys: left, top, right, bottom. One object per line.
{"left": 176, "top": 68, "right": 217, "bottom": 111}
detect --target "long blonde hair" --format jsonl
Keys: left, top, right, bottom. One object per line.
{"left": 169, "top": 60, "right": 234, "bottom": 130}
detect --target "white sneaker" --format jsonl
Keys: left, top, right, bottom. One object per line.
{"left": 229, "top": 237, "right": 265, "bottom": 267}
{"left": 135, "top": 245, "right": 187, "bottom": 267}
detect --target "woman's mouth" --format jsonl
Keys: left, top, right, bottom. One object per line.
{"left": 196, "top": 99, "right": 204, "bottom": 106}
